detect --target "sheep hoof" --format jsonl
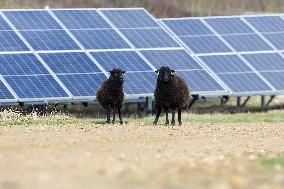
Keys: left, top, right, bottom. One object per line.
{"left": 112, "top": 120, "right": 115, "bottom": 124}
{"left": 106, "top": 120, "right": 110, "bottom": 124}
{"left": 171, "top": 121, "right": 175, "bottom": 126}
{"left": 165, "top": 122, "right": 169, "bottom": 126}
{"left": 153, "top": 119, "right": 158, "bottom": 125}
{"left": 179, "top": 122, "right": 182, "bottom": 126}
{"left": 119, "top": 121, "right": 123, "bottom": 124}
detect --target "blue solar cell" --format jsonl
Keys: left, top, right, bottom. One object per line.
{"left": 261, "top": 71, "right": 284, "bottom": 90}
{"left": 0, "top": 81, "right": 15, "bottom": 99}
{"left": 58, "top": 73, "right": 106, "bottom": 96}
{"left": 205, "top": 17, "right": 254, "bottom": 34}
{"left": 245, "top": 16, "right": 284, "bottom": 33}
{"left": 243, "top": 53, "right": 284, "bottom": 71}
{"left": 40, "top": 52, "right": 101, "bottom": 74}
{"left": 91, "top": 51, "right": 152, "bottom": 72}
{"left": 141, "top": 50, "right": 202, "bottom": 70}
{"left": 223, "top": 34, "right": 273, "bottom": 52}
{"left": 199, "top": 55, "right": 252, "bottom": 73}
{"left": 263, "top": 33, "right": 284, "bottom": 50}
{"left": 53, "top": 10, "right": 111, "bottom": 29}
{"left": 4, "top": 75, "right": 69, "bottom": 98}
{"left": 0, "top": 31, "right": 29, "bottom": 51}
{"left": 180, "top": 36, "right": 232, "bottom": 54}
{"left": 71, "top": 29, "right": 130, "bottom": 49}
{"left": 162, "top": 19, "right": 213, "bottom": 36}
{"left": 4, "top": 11, "right": 61, "bottom": 30}
{"left": 0, "top": 17, "right": 12, "bottom": 30}
{"left": 101, "top": 9, "right": 159, "bottom": 28}
{"left": 0, "top": 53, "right": 49, "bottom": 75}
{"left": 120, "top": 28, "right": 180, "bottom": 48}
{"left": 176, "top": 70, "right": 225, "bottom": 92}
{"left": 124, "top": 72, "right": 156, "bottom": 94}
{"left": 20, "top": 30, "right": 80, "bottom": 50}
{"left": 218, "top": 73, "right": 272, "bottom": 92}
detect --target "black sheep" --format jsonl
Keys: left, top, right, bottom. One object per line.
{"left": 96, "top": 69, "right": 125, "bottom": 124}
{"left": 153, "top": 66, "right": 190, "bottom": 126}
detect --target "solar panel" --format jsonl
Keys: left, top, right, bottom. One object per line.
{"left": 4, "top": 75, "right": 69, "bottom": 98}
{"left": 91, "top": 51, "right": 152, "bottom": 72}
{"left": 57, "top": 73, "right": 106, "bottom": 97}
{"left": 162, "top": 19, "right": 213, "bottom": 36}
{"left": 218, "top": 73, "right": 272, "bottom": 92}
{"left": 176, "top": 70, "right": 225, "bottom": 92}
{"left": 0, "top": 81, "right": 15, "bottom": 100}
{"left": 4, "top": 11, "right": 61, "bottom": 30}
{"left": 71, "top": 29, "right": 130, "bottom": 49}
{"left": 160, "top": 17, "right": 284, "bottom": 94}
{"left": 262, "top": 33, "right": 284, "bottom": 50}
{"left": 0, "top": 31, "right": 29, "bottom": 51}
{"left": 199, "top": 55, "right": 252, "bottom": 73}
{"left": 0, "top": 16, "right": 12, "bottom": 30}
{"left": 20, "top": 30, "right": 80, "bottom": 51}
{"left": 100, "top": 8, "right": 228, "bottom": 95}
{"left": 0, "top": 53, "right": 70, "bottom": 100}
{"left": 140, "top": 49, "right": 202, "bottom": 70}
{"left": 205, "top": 17, "right": 254, "bottom": 34}
{"left": 53, "top": 10, "right": 111, "bottom": 29}
{"left": 244, "top": 16, "right": 284, "bottom": 33}
{"left": 39, "top": 52, "right": 101, "bottom": 74}
{"left": 242, "top": 53, "right": 284, "bottom": 71}
{"left": 100, "top": 9, "right": 159, "bottom": 28}
{"left": 124, "top": 72, "right": 156, "bottom": 94}
{"left": 0, "top": 53, "right": 49, "bottom": 75}
{"left": 180, "top": 35, "right": 232, "bottom": 53}
{"left": 261, "top": 72, "right": 284, "bottom": 90}
{"left": 120, "top": 28, "right": 180, "bottom": 48}
{"left": 38, "top": 52, "right": 106, "bottom": 98}
{"left": 222, "top": 34, "right": 273, "bottom": 52}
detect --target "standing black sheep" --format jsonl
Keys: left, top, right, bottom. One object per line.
{"left": 153, "top": 66, "right": 190, "bottom": 126}
{"left": 96, "top": 69, "right": 125, "bottom": 124}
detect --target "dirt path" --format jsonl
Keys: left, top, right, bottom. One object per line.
{"left": 0, "top": 123, "right": 284, "bottom": 189}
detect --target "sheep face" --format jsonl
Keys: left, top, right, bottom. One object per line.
{"left": 109, "top": 69, "right": 125, "bottom": 84}
{"left": 155, "top": 66, "right": 175, "bottom": 83}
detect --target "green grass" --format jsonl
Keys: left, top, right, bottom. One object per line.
{"left": 0, "top": 109, "right": 284, "bottom": 127}
{"left": 129, "top": 110, "right": 284, "bottom": 124}
{"left": 260, "top": 154, "right": 284, "bottom": 167}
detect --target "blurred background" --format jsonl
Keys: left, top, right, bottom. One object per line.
{"left": 2, "top": 0, "right": 284, "bottom": 18}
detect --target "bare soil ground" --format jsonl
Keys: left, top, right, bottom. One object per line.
{"left": 0, "top": 123, "right": 284, "bottom": 189}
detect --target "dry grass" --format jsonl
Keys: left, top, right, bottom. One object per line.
{"left": 1, "top": 0, "right": 284, "bottom": 17}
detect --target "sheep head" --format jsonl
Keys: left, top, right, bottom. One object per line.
{"left": 155, "top": 66, "right": 175, "bottom": 83}
{"left": 109, "top": 69, "right": 125, "bottom": 84}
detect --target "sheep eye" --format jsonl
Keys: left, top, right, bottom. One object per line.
{"left": 156, "top": 71, "right": 159, "bottom": 75}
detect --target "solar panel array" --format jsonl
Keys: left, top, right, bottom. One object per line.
{"left": 161, "top": 15, "right": 284, "bottom": 96}
{"left": 0, "top": 8, "right": 228, "bottom": 105}
{"left": 2, "top": 8, "right": 284, "bottom": 105}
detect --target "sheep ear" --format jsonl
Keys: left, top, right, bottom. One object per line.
{"left": 109, "top": 71, "right": 113, "bottom": 74}
{"left": 155, "top": 70, "right": 159, "bottom": 75}
{"left": 122, "top": 71, "right": 126, "bottom": 74}
{"left": 171, "top": 70, "right": 175, "bottom": 75}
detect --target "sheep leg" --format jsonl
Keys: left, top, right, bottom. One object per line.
{"left": 112, "top": 107, "right": 116, "bottom": 124}
{"left": 106, "top": 105, "right": 111, "bottom": 124}
{"left": 117, "top": 107, "right": 123, "bottom": 124}
{"left": 165, "top": 108, "right": 169, "bottom": 125}
{"left": 178, "top": 108, "right": 182, "bottom": 126}
{"left": 153, "top": 107, "right": 162, "bottom": 125}
{"left": 171, "top": 109, "right": 176, "bottom": 126}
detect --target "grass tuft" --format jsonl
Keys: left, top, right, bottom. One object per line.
{"left": 0, "top": 109, "right": 284, "bottom": 127}
{"left": 260, "top": 154, "right": 284, "bottom": 167}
